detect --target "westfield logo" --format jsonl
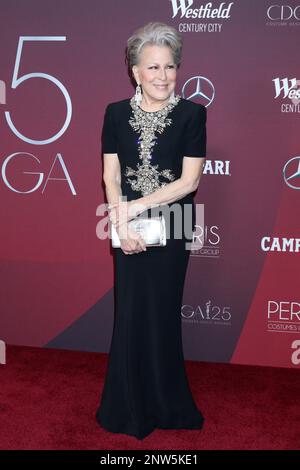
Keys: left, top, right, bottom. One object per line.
{"left": 169, "top": 0, "right": 234, "bottom": 18}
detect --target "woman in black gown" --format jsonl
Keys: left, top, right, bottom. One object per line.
{"left": 96, "top": 21, "right": 207, "bottom": 440}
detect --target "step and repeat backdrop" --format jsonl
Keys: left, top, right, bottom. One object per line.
{"left": 0, "top": 0, "right": 299, "bottom": 368}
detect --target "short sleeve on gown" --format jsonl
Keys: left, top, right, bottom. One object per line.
{"left": 102, "top": 104, "right": 118, "bottom": 153}
{"left": 183, "top": 104, "right": 207, "bottom": 158}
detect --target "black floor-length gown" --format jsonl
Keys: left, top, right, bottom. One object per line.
{"left": 96, "top": 94, "right": 207, "bottom": 440}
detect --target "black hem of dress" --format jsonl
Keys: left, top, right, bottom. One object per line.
{"left": 96, "top": 413, "right": 205, "bottom": 440}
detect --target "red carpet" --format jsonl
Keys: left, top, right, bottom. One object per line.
{"left": 0, "top": 344, "right": 299, "bottom": 450}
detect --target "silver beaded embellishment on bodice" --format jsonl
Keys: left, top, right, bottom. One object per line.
{"left": 125, "top": 94, "right": 181, "bottom": 196}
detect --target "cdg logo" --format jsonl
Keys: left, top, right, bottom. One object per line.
{"left": 267, "top": 5, "right": 300, "bottom": 21}
{"left": 2, "top": 153, "right": 76, "bottom": 194}
{"left": 1, "top": 36, "right": 75, "bottom": 194}
{"left": 4, "top": 36, "right": 72, "bottom": 144}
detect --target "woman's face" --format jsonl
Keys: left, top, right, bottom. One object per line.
{"left": 132, "top": 44, "right": 177, "bottom": 104}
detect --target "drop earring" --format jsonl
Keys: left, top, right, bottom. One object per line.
{"left": 168, "top": 90, "right": 176, "bottom": 104}
{"left": 134, "top": 84, "right": 142, "bottom": 105}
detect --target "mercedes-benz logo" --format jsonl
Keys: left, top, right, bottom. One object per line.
{"left": 283, "top": 156, "right": 300, "bottom": 190}
{"left": 182, "top": 76, "right": 215, "bottom": 107}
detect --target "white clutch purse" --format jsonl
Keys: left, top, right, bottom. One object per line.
{"left": 110, "top": 215, "right": 167, "bottom": 248}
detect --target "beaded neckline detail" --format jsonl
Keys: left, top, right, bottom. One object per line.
{"left": 125, "top": 94, "right": 181, "bottom": 196}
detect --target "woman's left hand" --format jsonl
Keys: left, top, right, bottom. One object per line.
{"left": 109, "top": 200, "right": 148, "bottom": 229}
{"left": 108, "top": 200, "right": 133, "bottom": 229}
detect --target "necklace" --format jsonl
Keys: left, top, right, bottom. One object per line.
{"left": 125, "top": 94, "right": 181, "bottom": 196}
{"left": 138, "top": 97, "right": 172, "bottom": 113}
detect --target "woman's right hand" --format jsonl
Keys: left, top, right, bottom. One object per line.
{"left": 116, "top": 223, "right": 147, "bottom": 255}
